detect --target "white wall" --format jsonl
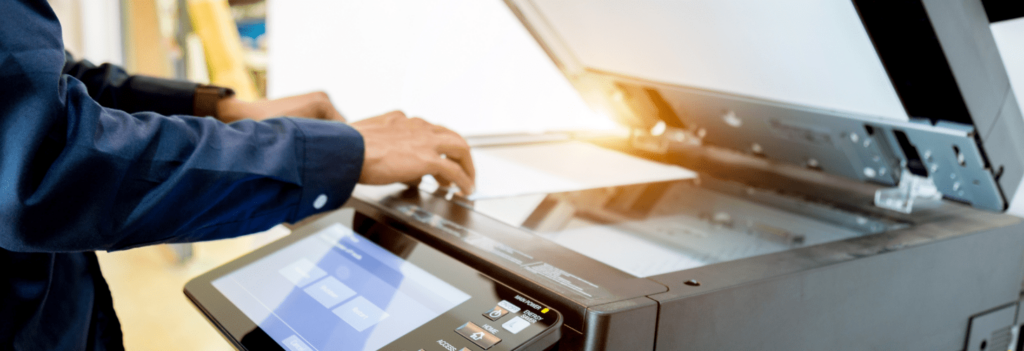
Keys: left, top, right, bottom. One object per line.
{"left": 49, "top": 0, "right": 123, "bottom": 65}
{"left": 266, "top": 0, "right": 617, "bottom": 136}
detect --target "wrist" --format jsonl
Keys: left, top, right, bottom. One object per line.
{"left": 216, "top": 97, "right": 253, "bottom": 123}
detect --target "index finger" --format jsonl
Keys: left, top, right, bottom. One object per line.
{"left": 436, "top": 135, "right": 475, "bottom": 182}
{"left": 432, "top": 126, "right": 475, "bottom": 181}
{"left": 432, "top": 157, "right": 475, "bottom": 196}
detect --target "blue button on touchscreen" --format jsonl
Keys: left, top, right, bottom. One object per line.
{"left": 212, "top": 224, "right": 471, "bottom": 351}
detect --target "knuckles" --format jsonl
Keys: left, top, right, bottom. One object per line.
{"left": 385, "top": 110, "right": 407, "bottom": 120}
{"left": 310, "top": 91, "right": 330, "bottom": 102}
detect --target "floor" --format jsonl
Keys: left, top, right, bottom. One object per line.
{"left": 96, "top": 226, "right": 290, "bottom": 351}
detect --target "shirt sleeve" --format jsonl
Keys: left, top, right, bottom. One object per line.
{"left": 0, "top": 1, "right": 364, "bottom": 252}
{"left": 1, "top": 72, "right": 364, "bottom": 252}
{"left": 62, "top": 50, "right": 199, "bottom": 116}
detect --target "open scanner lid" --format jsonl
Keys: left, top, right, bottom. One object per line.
{"left": 503, "top": 0, "right": 1024, "bottom": 212}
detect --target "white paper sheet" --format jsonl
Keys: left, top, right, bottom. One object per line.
{"left": 421, "top": 141, "right": 697, "bottom": 200}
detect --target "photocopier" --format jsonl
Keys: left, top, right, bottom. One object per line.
{"left": 192, "top": 1, "right": 1024, "bottom": 350}
{"left": 348, "top": 1, "right": 1024, "bottom": 350}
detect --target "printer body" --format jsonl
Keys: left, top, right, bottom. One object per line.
{"left": 342, "top": 1, "right": 1024, "bottom": 350}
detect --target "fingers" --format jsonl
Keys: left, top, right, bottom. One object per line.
{"left": 351, "top": 110, "right": 406, "bottom": 128}
{"left": 238, "top": 92, "right": 346, "bottom": 123}
{"left": 423, "top": 121, "right": 475, "bottom": 186}
{"left": 432, "top": 157, "right": 475, "bottom": 195}
{"left": 413, "top": 119, "right": 475, "bottom": 192}
{"left": 428, "top": 123, "right": 474, "bottom": 181}
{"left": 304, "top": 91, "right": 346, "bottom": 122}
{"left": 382, "top": 110, "right": 407, "bottom": 124}
{"left": 354, "top": 110, "right": 475, "bottom": 194}
{"left": 409, "top": 117, "right": 431, "bottom": 127}
{"left": 436, "top": 139, "right": 475, "bottom": 181}
{"left": 322, "top": 103, "right": 346, "bottom": 122}
{"left": 432, "top": 173, "right": 454, "bottom": 190}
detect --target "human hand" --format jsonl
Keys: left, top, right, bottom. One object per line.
{"left": 216, "top": 91, "right": 345, "bottom": 123}
{"left": 351, "top": 111, "right": 475, "bottom": 195}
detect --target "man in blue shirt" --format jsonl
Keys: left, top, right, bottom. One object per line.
{"left": 0, "top": 0, "right": 476, "bottom": 350}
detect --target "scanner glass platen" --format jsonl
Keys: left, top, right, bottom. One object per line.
{"left": 470, "top": 178, "right": 906, "bottom": 278}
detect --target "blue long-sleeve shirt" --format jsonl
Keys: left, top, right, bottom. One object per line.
{"left": 0, "top": 1, "right": 365, "bottom": 349}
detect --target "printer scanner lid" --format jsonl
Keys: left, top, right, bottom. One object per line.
{"left": 503, "top": 0, "right": 1024, "bottom": 212}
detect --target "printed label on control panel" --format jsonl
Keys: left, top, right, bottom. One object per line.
{"left": 497, "top": 300, "right": 521, "bottom": 313}
{"left": 522, "top": 262, "right": 599, "bottom": 298}
{"left": 521, "top": 310, "right": 544, "bottom": 324}
{"left": 514, "top": 295, "right": 541, "bottom": 310}
{"left": 392, "top": 203, "right": 607, "bottom": 299}
{"left": 437, "top": 339, "right": 458, "bottom": 351}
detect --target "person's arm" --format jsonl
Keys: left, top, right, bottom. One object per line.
{"left": 0, "top": 0, "right": 472, "bottom": 253}
{"left": 2, "top": 73, "right": 364, "bottom": 252}
{"left": 61, "top": 50, "right": 345, "bottom": 122}
{"left": 0, "top": 4, "right": 355, "bottom": 252}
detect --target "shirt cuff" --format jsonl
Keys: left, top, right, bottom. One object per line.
{"left": 286, "top": 118, "right": 365, "bottom": 222}
{"left": 124, "top": 76, "right": 200, "bottom": 116}
{"left": 193, "top": 84, "right": 235, "bottom": 117}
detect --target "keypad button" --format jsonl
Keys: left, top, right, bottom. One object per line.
{"left": 497, "top": 300, "right": 521, "bottom": 313}
{"left": 455, "top": 322, "right": 501, "bottom": 350}
{"left": 483, "top": 305, "right": 509, "bottom": 321}
{"left": 502, "top": 316, "right": 530, "bottom": 334}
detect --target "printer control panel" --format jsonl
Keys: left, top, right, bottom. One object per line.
{"left": 376, "top": 256, "right": 561, "bottom": 349}
{"left": 385, "top": 286, "right": 560, "bottom": 351}
{"left": 352, "top": 212, "right": 562, "bottom": 351}
{"left": 185, "top": 208, "right": 560, "bottom": 351}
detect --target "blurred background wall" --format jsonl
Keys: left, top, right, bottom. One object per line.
{"left": 50, "top": 0, "right": 266, "bottom": 96}
{"left": 50, "top": 0, "right": 124, "bottom": 66}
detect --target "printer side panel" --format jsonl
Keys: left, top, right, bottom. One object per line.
{"left": 573, "top": 297, "right": 659, "bottom": 351}
{"left": 647, "top": 220, "right": 1024, "bottom": 351}
{"left": 553, "top": 298, "right": 660, "bottom": 351}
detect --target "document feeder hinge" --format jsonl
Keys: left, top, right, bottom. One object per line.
{"left": 630, "top": 123, "right": 701, "bottom": 154}
{"left": 874, "top": 171, "right": 942, "bottom": 213}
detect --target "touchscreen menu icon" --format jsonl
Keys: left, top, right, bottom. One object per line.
{"left": 333, "top": 296, "right": 390, "bottom": 332}
{"left": 279, "top": 259, "right": 327, "bottom": 287}
{"left": 303, "top": 276, "right": 356, "bottom": 308}
{"left": 281, "top": 335, "right": 313, "bottom": 351}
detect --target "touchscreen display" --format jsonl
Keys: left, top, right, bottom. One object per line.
{"left": 212, "top": 223, "right": 471, "bottom": 351}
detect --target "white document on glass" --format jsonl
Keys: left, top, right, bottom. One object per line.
{"left": 421, "top": 140, "right": 698, "bottom": 200}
